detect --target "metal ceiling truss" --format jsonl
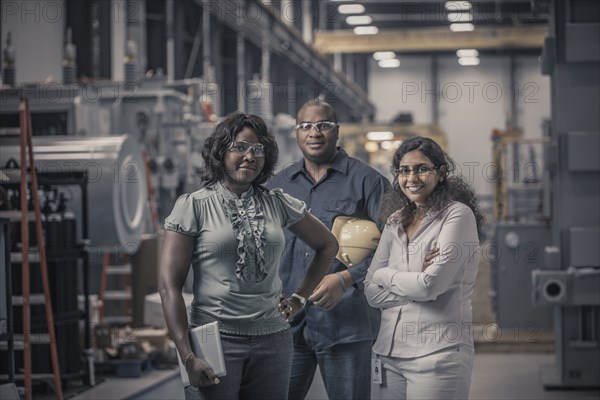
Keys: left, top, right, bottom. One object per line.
{"left": 195, "top": 0, "right": 375, "bottom": 118}
{"left": 314, "top": 24, "right": 548, "bottom": 53}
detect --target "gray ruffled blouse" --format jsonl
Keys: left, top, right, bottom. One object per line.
{"left": 164, "top": 184, "right": 307, "bottom": 335}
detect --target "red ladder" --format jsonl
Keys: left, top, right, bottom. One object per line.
{"left": 18, "top": 97, "right": 63, "bottom": 400}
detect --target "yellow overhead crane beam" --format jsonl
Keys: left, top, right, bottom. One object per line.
{"left": 314, "top": 24, "right": 548, "bottom": 54}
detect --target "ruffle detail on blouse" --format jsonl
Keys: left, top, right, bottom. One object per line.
{"left": 217, "top": 185, "right": 267, "bottom": 282}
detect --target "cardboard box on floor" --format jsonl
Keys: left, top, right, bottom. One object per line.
{"left": 143, "top": 292, "right": 193, "bottom": 328}
{"left": 133, "top": 327, "right": 170, "bottom": 352}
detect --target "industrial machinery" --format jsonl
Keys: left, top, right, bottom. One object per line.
{"left": 0, "top": 135, "right": 147, "bottom": 254}
{"left": 97, "top": 74, "right": 211, "bottom": 220}
{"left": 530, "top": 0, "right": 600, "bottom": 389}
{"left": 489, "top": 129, "right": 554, "bottom": 330}
{"left": 0, "top": 84, "right": 111, "bottom": 138}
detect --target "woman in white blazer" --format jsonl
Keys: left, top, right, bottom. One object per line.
{"left": 365, "top": 136, "right": 483, "bottom": 400}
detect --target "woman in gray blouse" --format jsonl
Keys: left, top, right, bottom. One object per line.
{"left": 159, "top": 112, "right": 338, "bottom": 399}
{"left": 365, "top": 136, "right": 483, "bottom": 400}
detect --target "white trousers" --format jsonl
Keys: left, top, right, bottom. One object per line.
{"left": 377, "top": 345, "right": 474, "bottom": 400}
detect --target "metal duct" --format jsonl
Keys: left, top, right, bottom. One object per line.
{"left": 0, "top": 135, "right": 147, "bottom": 253}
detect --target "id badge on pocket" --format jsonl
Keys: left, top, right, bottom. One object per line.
{"left": 372, "top": 357, "right": 382, "bottom": 384}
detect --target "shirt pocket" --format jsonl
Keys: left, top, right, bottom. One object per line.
{"left": 321, "top": 199, "right": 357, "bottom": 226}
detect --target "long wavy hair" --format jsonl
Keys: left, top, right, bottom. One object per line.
{"left": 200, "top": 111, "right": 278, "bottom": 188}
{"left": 379, "top": 136, "right": 483, "bottom": 233}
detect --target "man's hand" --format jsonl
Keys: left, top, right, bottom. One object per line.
{"left": 308, "top": 273, "right": 346, "bottom": 310}
{"left": 422, "top": 247, "right": 440, "bottom": 271}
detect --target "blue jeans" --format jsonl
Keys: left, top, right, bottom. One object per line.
{"left": 289, "top": 335, "right": 373, "bottom": 400}
{"left": 185, "top": 329, "right": 293, "bottom": 400}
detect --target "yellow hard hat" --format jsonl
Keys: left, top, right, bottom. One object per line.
{"left": 331, "top": 216, "right": 382, "bottom": 268}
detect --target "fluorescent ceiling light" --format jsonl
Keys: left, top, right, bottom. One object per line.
{"left": 450, "top": 23, "right": 475, "bottom": 32}
{"left": 366, "top": 131, "right": 394, "bottom": 141}
{"left": 456, "top": 49, "right": 479, "bottom": 57}
{"left": 378, "top": 59, "right": 401, "bottom": 68}
{"left": 445, "top": 1, "right": 472, "bottom": 11}
{"left": 373, "top": 51, "right": 396, "bottom": 61}
{"left": 338, "top": 4, "right": 365, "bottom": 14}
{"left": 354, "top": 26, "right": 379, "bottom": 35}
{"left": 447, "top": 12, "right": 473, "bottom": 22}
{"left": 364, "top": 142, "right": 380, "bottom": 153}
{"left": 346, "top": 15, "right": 373, "bottom": 25}
{"left": 458, "top": 56, "right": 480, "bottom": 66}
{"left": 380, "top": 141, "right": 393, "bottom": 150}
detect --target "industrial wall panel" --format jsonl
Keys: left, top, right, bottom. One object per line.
{"left": 565, "top": 23, "right": 600, "bottom": 62}
{"left": 493, "top": 223, "right": 554, "bottom": 329}
{"left": 567, "top": 131, "right": 600, "bottom": 171}
{"left": 569, "top": 227, "right": 600, "bottom": 267}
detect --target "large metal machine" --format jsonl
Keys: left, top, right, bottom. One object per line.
{"left": 489, "top": 131, "right": 554, "bottom": 330}
{"left": 0, "top": 135, "right": 147, "bottom": 253}
{"left": 530, "top": 0, "right": 600, "bottom": 389}
{"left": 96, "top": 74, "right": 212, "bottom": 221}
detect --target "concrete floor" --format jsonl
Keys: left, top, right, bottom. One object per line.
{"left": 68, "top": 353, "right": 599, "bottom": 400}
{"left": 70, "top": 258, "right": 600, "bottom": 399}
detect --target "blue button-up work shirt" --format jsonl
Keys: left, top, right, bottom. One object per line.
{"left": 268, "top": 148, "right": 391, "bottom": 349}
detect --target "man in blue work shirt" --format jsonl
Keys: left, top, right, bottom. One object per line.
{"left": 269, "top": 98, "right": 391, "bottom": 400}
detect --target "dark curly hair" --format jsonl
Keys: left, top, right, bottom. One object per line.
{"left": 200, "top": 111, "right": 278, "bottom": 188}
{"left": 379, "top": 136, "right": 483, "bottom": 233}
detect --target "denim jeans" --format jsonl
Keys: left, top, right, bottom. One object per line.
{"left": 185, "top": 329, "right": 293, "bottom": 400}
{"left": 377, "top": 345, "right": 474, "bottom": 400}
{"left": 288, "top": 335, "right": 373, "bottom": 400}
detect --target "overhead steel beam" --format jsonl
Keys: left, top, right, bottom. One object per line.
{"left": 314, "top": 24, "right": 548, "bottom": 54}
{"left": 196, "top": 0, "right": 374, "bottom": 117}
{"left": 326, "top": 0, "right": 541, "bottom": 3}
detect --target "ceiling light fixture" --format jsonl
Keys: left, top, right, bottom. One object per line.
{"left": 354, "top": 26, "right": 379, "bottom": 35}
{"left": 378, "top": 59, "right": 401, "bottom": 68}
{"left": 366, "top": 131, "right": 394, "bottom": 141}
{"left": 364, "top": 142, "right": 380, "bottom": 153}
{"left": 445, "top": 1, "right": 472, "bottom": 11}
{"left": 456, "top": 49, "right": 479, "bottom": 57}
{"left": 338, "top": 4, "right": 365, "bottom": 14}
{"left": 450, "top": 23, "right": 475, "bottom": 32}
{"left": 447, "top": 12, "right": 473, "bottom": 22}
{"left": 373, "top": 51, "right": 396, "bottom": 61}
{"left": 380, "top": 141, "right": 393, "bottom": 150}
{"left": 458, "top": 56, "right": 480, "bottom": 66}
{"left": 346, "top": 15, "right": 373, "bottom": 25}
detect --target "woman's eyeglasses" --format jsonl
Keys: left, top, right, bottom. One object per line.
{"left": 294, "top": 121, "right": 338, "bottom": 133}
{"left": 395, "top": 165, "right": 438, "bottom": 177}
{"left": 228, "top": 141, "right": 266, "bottom": 157}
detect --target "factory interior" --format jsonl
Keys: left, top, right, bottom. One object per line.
{"left": 0, "top": 0, "right": 599, "bottom": 399}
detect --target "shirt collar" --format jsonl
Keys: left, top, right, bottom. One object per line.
{"left": 289, "top": 147, "right": 350, "bottom": 179}
{"left": 216, "top": 182, "right": 255, "bottom": 200}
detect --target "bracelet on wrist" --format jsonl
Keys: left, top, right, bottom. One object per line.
{"left": 336, "top": 272, "right": 347, "bottom": 291}
{"left": 184, "top": 352, "right": 195, "bottom": 368}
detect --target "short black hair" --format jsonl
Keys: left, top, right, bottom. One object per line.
{"left": 200, "top": 111, "right": 278, "bottom": 187}
{"left": 297, "top": 98, "right": 338, "bottom": 123}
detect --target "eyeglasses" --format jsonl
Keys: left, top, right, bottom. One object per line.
{"left": 295, "top": 121, "right": 339, "bottom": 133}
{"left": 228, "top": 141, "right": 266, "bottom": 157}
{"left": 395, "top": 164, "right": 438, "bottom": 177}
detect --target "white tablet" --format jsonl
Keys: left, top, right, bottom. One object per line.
{"left": 177, "top": 321, "right": 227, "bottom": 387}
